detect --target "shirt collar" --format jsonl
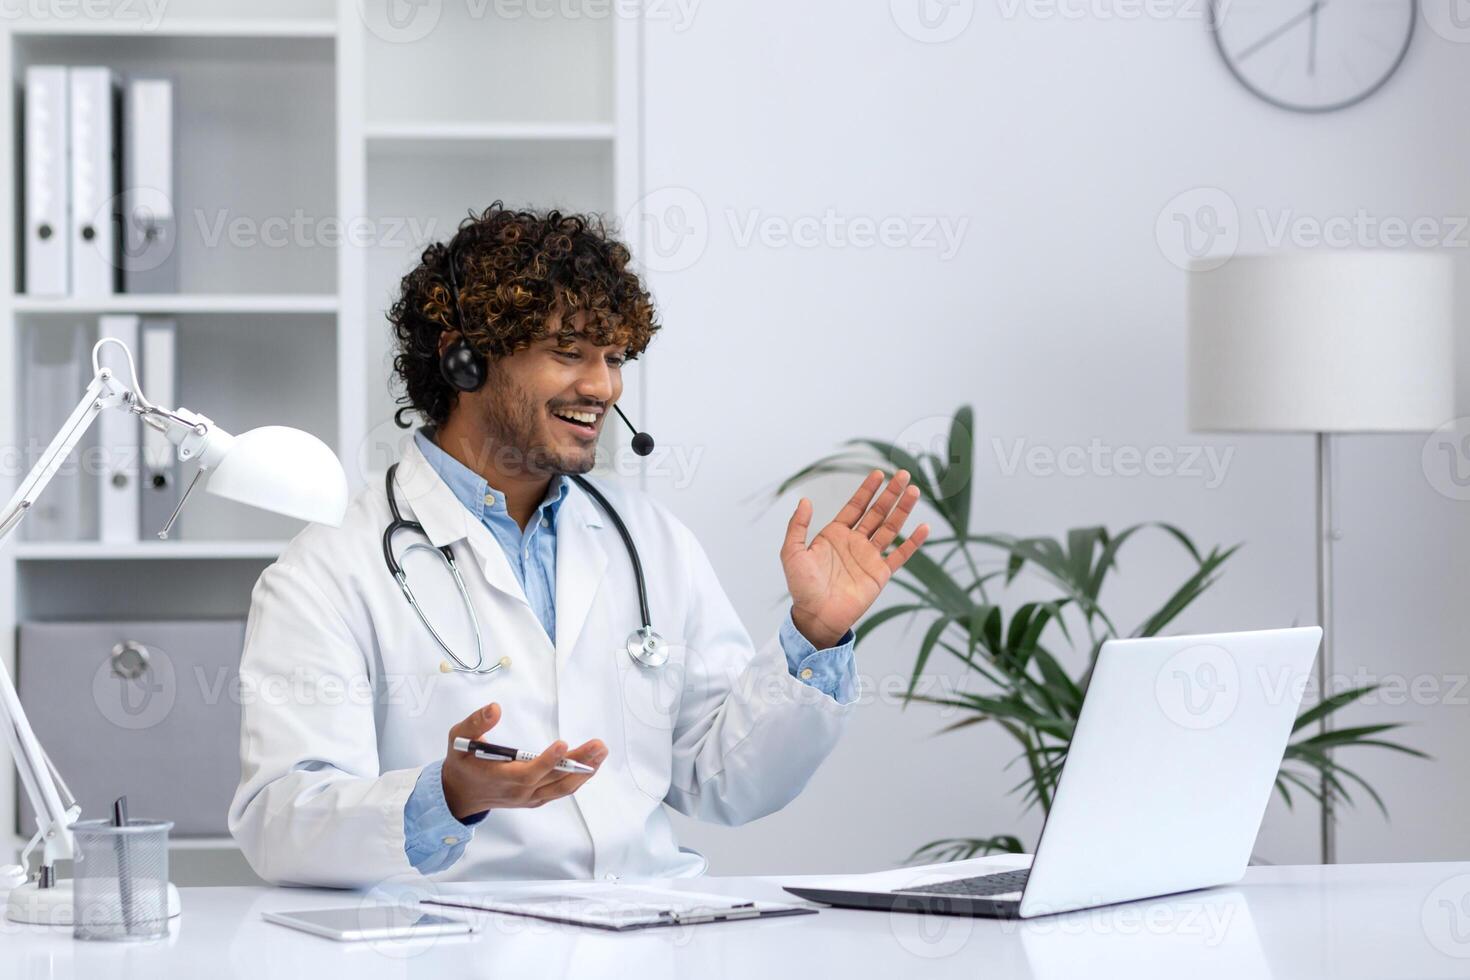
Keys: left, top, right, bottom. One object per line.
{"left": 413, "top": 428, "right": 568, "bottom": 528}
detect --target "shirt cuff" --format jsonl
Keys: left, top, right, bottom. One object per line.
{"left": 779, "top": 606, "right": 859, "bottom": 706}
{"left": 403, "top": 759, "right": 485, "bottom": 874}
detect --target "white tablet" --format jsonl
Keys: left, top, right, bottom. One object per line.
{"left": 262, "top": 906, "right": 478, "bottom": 941}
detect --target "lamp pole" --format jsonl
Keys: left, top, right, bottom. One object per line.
{"left": 1315, "top": 432, "right": 1336, "bottom": 865}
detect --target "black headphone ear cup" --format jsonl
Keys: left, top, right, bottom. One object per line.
{"left": 439, "top": 337, "right": 486, "bottom": 392}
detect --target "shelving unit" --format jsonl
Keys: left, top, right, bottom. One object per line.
{"left": 14, "top": 541, "right": 288, "bottom": 561}
{"left": 12, "top": 294, "right": 338, "bottom": 314}
{"left": 0, "top": 0, "right": 642, "bottom": 883}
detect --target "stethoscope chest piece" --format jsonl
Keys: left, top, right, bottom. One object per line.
{"left": 626, "top": 625, "right": 668, "bottom": 669}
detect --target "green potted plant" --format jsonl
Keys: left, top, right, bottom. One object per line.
{"left": 779, "top": 406, "right": 1426, "bottom": 863}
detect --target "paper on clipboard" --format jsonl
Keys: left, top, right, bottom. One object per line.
{"left": 425, "top": 884, "right": 817, "bottom": 932}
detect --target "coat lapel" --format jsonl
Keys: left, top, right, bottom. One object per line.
{"left": 395, "top": 437, "right": 527, "bottom": 606}
{"left": 554, "top": 482, "right": 609, "bottom": 667}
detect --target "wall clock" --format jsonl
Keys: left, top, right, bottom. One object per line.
{"left": 1209, "top": 0, "right": 1417, "bottom": 112}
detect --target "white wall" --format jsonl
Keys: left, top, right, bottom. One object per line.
{"left": 636, "top": 1, "right": 1470, "bottom": 874}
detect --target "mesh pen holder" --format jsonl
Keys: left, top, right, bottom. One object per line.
{"left": 71, "top": 818, "right": 174, "bottom": 941}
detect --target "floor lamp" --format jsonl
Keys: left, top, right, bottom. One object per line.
{"left": 1186, "top": 251, "right": 1454, "bottom": 865}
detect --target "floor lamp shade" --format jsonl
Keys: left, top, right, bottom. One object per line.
{"left": 1188, "top": 252, "right": 1455, "bottom": 433}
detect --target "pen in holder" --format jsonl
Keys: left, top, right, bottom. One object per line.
{"left": 71, "top": 804, "right": 174, "bottom": 941}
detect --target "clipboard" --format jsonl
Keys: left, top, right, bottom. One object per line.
{"left": 425, "top": 884, "right": 819, "bottom": 932}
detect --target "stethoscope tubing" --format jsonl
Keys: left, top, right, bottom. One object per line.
{"left": 383, "top": 462, "right": 662, "bottom": 673}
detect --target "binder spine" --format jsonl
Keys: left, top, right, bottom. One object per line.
{"left": 23, "top": 66, "right": 70, "bottom": 297}
{"left": 69, "top": 67, "right": 122, "bottom": 297}
{"left": 97, "top": 314, "right": 141, "bottom": 543}
{"left": 123, "top": 76, "right": 176, "bottom": 294}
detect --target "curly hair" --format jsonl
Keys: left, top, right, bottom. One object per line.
{"left": 389, "top": 203, "right": 660, "bottom": 427}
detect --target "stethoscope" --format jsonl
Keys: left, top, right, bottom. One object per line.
{"left": 382, "top": 462, "right": 668, "bottom": 674}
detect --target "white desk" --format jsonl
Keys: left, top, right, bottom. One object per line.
{"left": 6, "top": 863, "right": 1469, "bottom": 978}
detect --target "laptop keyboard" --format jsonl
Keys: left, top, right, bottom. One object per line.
{"left": 894, "top": 869, "right": 1030, "bottom": 898}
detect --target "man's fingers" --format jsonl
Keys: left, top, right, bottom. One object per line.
{"left": 855, "top": 470, "right": 911, "bottom": 539}
{"left": 527, "top": 741, "right": 608, "bottom": 800}
{"left": 528, "top": 771, "right": 593, "bottom": 805}
{"left": 518, "top": 740, "right": 568, "bottom": 782}
{"left": 870, "top": 484, "right": 920, "bottom": 551}
{"left": 565, "top": 739, "right": 608, "bottom": 765}
{"left": 885, "top": 523, "right": 931, "bottom": 573}
{"left": 781, "top": 498, "right": 812, "bottom": 561}
{"left": 831, "top": 470, "right": 885, "bottom": 529}
{"left": 449, "top": 703, "right": 500, "bottom": 744}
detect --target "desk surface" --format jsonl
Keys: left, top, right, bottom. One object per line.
{"left": 7, "top": 862, "right": 1470, "bottom": 978}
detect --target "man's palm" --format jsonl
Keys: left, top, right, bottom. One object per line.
{"left": 781, "top": 470, "right": 930, "bottom": 649}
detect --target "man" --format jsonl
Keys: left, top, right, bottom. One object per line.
{"left": 229, "top": 204, "right": 929, "bottom": 886}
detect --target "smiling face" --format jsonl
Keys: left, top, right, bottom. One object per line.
{"left": 445, "top": 310, "right": 628, "bottom": 478}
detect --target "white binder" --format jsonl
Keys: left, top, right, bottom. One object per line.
{"left": 139, "top": 318, "right": 181, "bottom": 538}
{"left": 97, "top": 315, "right": 141, "bottom": 543}
{"left": 20, "top": 323, "right": 90, "bottom": 540}
{"left": 123, "top": 76, "right": 176, "bottom": 293}
{"left": 23, "top": 66, "right": 69, "bottom": 296}
{"left": 69, "top": 67, "right": 121, "bottom": 297}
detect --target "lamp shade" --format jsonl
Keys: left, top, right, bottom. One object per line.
{"left": 204, "top": 425, "right": 350, "bottom": 526}
{"left": 1188, "top": 252, "right": 1454, "bottom": 433}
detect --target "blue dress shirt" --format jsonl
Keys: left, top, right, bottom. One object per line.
{"left": 403, "top": 428, "right": 856, "bottom": 873}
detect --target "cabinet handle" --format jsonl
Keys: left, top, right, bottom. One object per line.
{"left": 109, "top": 641, "right": 152, "bottom": 681}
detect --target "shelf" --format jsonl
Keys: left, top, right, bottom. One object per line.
{"left": 5, "top": 18, "right": 336, "bottom": 39}
{"left": 11, "top": 294, "right": 338, "bottom": 315}
{"left": 168, "top": 837, "right": 240, "bottom": 851}
{"left": 366, "top": 121, "right": 616, "bottom": 144}
{"left": 7, "top": 833, "right": 237, "bottom": 851}
{"left": 13, "top": 541, "right": 287, "bottom": 561}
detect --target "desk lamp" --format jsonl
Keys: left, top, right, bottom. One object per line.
{"left": 0, "top": 337, "right": 349, "bottom": 924}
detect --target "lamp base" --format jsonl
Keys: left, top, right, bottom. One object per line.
{"left": 5, "top": 879, "right": 182, "bottom": 925}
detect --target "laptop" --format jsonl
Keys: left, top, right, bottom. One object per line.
{"left": 784, "top": 627, "right": 1322, "bottom": 919}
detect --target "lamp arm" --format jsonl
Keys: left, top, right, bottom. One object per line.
{"left": 0, "top": 657, "right": 77, "bottom": 868}
{"left": 0, "top": 371, "right": 132, "bottom": 542}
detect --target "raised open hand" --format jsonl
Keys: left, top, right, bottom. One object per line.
{"left": 781, "top": 469, "right": 931, "bottom": 650}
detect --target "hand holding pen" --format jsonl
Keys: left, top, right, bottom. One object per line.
{"left": 440, "top": 702, "right": 607, "bottom": 820}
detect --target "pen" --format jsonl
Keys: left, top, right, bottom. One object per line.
{"left": 453, "top": 736, "right": 596, "bottom": 775}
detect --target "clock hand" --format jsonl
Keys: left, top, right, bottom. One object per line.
{"left": 1235, "top": 0, "right": 1328, "bottom": 63}
{"left": 1308, "top": 0, "right": 1321, "bottom": 75}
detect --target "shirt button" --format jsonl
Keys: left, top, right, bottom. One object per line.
{"left": 604, "top": 872, "right": 618, "bottom": 881}
{"left": 800, "top": 668, "right": 814, "bottom": 680}
{"left": 541, "top": 517, "right": 550, "bottom": 528}
{"left": 442, "top": 836, "right": 460, "bottom": 846}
